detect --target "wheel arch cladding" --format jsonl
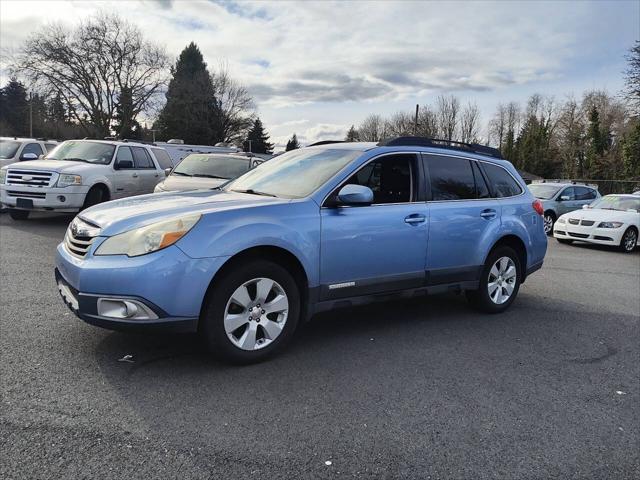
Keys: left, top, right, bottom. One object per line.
{"left": 89, "top": 182, "right": 111, "bottom": 200}
{"left": 488, "top": 235, "right": 527, "bottom": 280}
{"left": 198, "top": 245, "right": 310, "bottom": 324}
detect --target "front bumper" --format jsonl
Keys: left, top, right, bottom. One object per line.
{"left": 553, "top": 222, "right": 624, "bottom": 246}
{"left": 55, "top": 241, "right": 229, "bottom": 332}
{"left": 1, "top": 184, "right": 88, "bottom": 212}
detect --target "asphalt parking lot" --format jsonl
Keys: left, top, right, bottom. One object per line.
{"left": 1, "top": 212, "right": 638, "bottom": 479}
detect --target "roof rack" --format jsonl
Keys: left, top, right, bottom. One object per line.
{"left": 307, "top": 140, "right": 345, "bottom": 147}
{"left": 378, "top": 136, "right": 503, "bottom": 159}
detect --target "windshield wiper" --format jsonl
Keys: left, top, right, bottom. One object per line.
{"left": 192, "top": 174, "right": 228, "bottom": 179}
{"left": 172, "top": 171, "right": 192, "bottom": 177}
{"left": 231, "top": 188, "right": 277, "bottom": 197}
{"left": 62, "top": 157, "right": 90, "bottom": 163}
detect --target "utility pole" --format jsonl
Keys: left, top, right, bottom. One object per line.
{"left": 414, "top": 104, "right": 419, "bottom": 135}
{"left": 29, "top": 92, "right": 33, "bottom": 138}
{"left": 150, "top": 129, "right": 159, "bottom": 143}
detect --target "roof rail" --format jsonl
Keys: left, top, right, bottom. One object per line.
{"left": 307, "top": 140, "right": 345, "bottom": 147}
{"left": 378, "top": 136, "right": 503, "bottom": 159}
{"left": 120, "top": 138, "right": 156, "bottom": 146}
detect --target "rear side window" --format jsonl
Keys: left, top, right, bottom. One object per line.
{"left": 132, "top": 147, "right": 154, "bottom": 168}
{"left": 482, "top": 162, "right": 523, "bottom": 198}
{"left": 151, "top": 148, "right": 173, "bottom": 169}
{"left": 427, "top": 155, "right": 476, "bottom": 201}
{"left": 575, "top": 186, "right": 596, "bottom": 200}
{"left": 116, "top": 146, "right": 134, "bottom": 164}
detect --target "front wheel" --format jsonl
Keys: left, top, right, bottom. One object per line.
{"left": 9, "top": 209, "right": 29, "bottom": 220}
{"left": 543, "top": 213, "right": 555, "bottom": 236}
{"left": 467, "top": 246, "right": 521, "bottom": 313}
{"left": 82, "top": 186, "right": 106, "bottom": 210}
{"left": 200, "top": 259, "right": 301, "bottom": 364}
{"left": 619, "top": 228, "right": 638, "bottom": 253}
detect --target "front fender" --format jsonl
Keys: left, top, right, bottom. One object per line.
{"left": 176, "top": 200, "right": 321, "bottom": 287}
{"left": 87, "top": 176, "right": 114, "bottom": 196}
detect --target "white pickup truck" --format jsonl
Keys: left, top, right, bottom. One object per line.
{"left": 0, "top": 139, "right": 173, "bottom": 220}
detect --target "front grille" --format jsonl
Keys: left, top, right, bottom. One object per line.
{"left": 568, "top": 232, "right": 589, "bottom": 239}
{"left": 6, "top": 169, "right": 54, "bottom": 187}
{"left": 7, "top": 190, "right": 46, "bottom": 199}
{"left": 64, "top": 217, "right": 100, "bottom": 258}
{"left": 568, "top": 218, "right": 580, "bottom": 225}
{"left": 580, "top": 220, "right": 595, "bottom": 226}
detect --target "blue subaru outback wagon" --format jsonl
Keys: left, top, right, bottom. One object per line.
{"left": 55, "top": 137, "right": 547, "bottom": 363}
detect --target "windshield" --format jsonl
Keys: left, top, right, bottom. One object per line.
{"left": 529, "top": 184, "right": 561, "bottom": 200}
{"left": 173, "top": 154, "right": 250, "bottom": 179}
{"left": 224, "top": 148, "right": 361, "bottom": 198}
{"left": 45, "top": 141, "right": 115, "bottom": 165}
{"left": 0, "top": 140, "right": 21, "bottom": 159}
{"left": 590, "top": 195, "right": 640, "bottom": 212}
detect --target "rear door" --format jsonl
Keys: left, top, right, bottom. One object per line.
{"left": 319, "top": 153, "right": 428, "bottom": 299}
{"left": 424, "top": 154, "right": 500, "bottom": 285}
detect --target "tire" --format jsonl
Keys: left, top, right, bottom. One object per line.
{"left": 467, "top": 246, "right": 521, "bottom": 313}
{"left": 200, "top": 259, "right": 301, "bottom": 364}
{"left": 543, "top": 212, "right": 555, "bottom": 236}
{"left": 556, "top": 238, "right": 573, "bottom": 245}
{"left": 82, "top": 186, "right": 106, "bottom": 210}
{"left": 9, "top": 209, "right": 29, "bottom": 220}
{"left": 619, "top": 227, "right": 638, "bottom": 253}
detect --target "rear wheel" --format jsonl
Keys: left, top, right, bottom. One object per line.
{"left": 543, "top": 212, "right": 555, "bottom": 236}
{"left": 467, "top": 246, "right": 521, "bottom": 313}
{"left": 619, "top": 227, "right": 637, "bottom": 253}
{"left": 200, "top": 259, "right": 300, "bottom": 364}
{"left": 9, "top": 209, "right": 29, "bottom": 220}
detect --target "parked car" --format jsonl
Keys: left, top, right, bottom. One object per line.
{"left": 553, "top": 194, "right": 639, "bottom": 252}
{"left": 0, "top": 139, "right": 171, "bottom": 220}
{"left": 0, "top": 137, "right": 58, "bottom": 168}
{"left": 55, "top": 137, "right": 547, "bottom": 363}
{"left": 155, "top": 141, "right": 241, "bottom": 165}
{"left": 154, "top": 153, "right": 264, "bottom": 193}
{"left": 528, "top": 182, "right": 600, "bottom": 235}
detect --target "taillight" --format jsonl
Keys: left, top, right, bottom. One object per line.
{"left": 532, "top": 199, "right": 544, "bottom": 215}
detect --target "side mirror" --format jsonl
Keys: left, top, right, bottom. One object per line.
{"left": 337, "top": 184, "right": 373, "bottom": 206}
{"left": 559, "top": 195, "right": 570, "bottom": 201}
{"left": 115, "top": 160, "right": 134, "bottom": 170}
{"left": 164, "top": 167, "right": 172, "bottom": 176}
{"left": 582, "top": 204, "right": 590, "bottom": 209}
{"left": 20, "top": 152, "right": 38, "bottom": 161}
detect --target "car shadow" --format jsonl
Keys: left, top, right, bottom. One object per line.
{"left": 565, "top": 240, "right": 639, "bottom": 254}
{"left": 0, "top": 211, "right": 74, "bottom": 239}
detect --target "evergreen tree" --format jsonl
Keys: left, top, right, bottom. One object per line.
{"left": 585, "top": 106, "right": 608, "bottom": 177}
{"left": 622, "top": 120, "right": 640, "bottom": 179}
{"left": 344, "top": 125, "right": 359, "bottom": 142}
{"left": 0, "top": 78, "right": 29, "bottom": 136}
{"left": 113, "top": 87, "right": 142, "bottom": 139}
{"left": 157, "top": 42, "right": 216, "bottom": 144}
{"left": 285, "top": 133, "right": 300, "bottom": 151}
{"left": 244, "top": 118, "right": 273, "bottom": 154}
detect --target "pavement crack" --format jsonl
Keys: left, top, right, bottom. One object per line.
{"left": 569, "top": 344, "right": 618, "bottom": 364}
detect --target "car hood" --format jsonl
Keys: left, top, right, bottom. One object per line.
{"left": 4, "top": 159, "right": 107, "bottom": 174}
{"left": 79, "top": 189, "right": 289, "bottom": 236}
{"left": 559, "top": 208, "right": 637, "bottom": 223}
{"left": 157, "top": 175, "right": 228, "bottom": 191}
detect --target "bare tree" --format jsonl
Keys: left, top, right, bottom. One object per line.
{"left": 459, "top": 102, "right": 481, "bottom": 143}
{"left": 488, "top": 103, "right": 507, "bottom": 148}
{"left": 436, "top": 94, "right": 460, "bottom": 141}
{"left": 210, "top": 64, "right": 255, "bottom": 144}
{"left": 13, "top": 13, "right": 168, "bottom": 137}
{"left": 384, "top": 111, "right": 415, "bottom": 137}
{"left": 623, "top": 41, "right": 640, "bottom": 115}
{"left": 357, "top": 114, "right": 386, "bottom": 141}
{"left": 416, "top": 105, "right": 438, "bottom": 138}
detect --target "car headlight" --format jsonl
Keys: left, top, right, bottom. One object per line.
{"left": 598, "top": 221, "right": 623, "bottom": 229}
{"left": 0, "top": 169, "right": 6, "bottom": 185}
{"left": 557, "top": 217, "right": 566, "bottom": 224}
{"left": 154, "top": 182, "right": 165, "bottom": 192}
{"left": 95, "top": 213, "right": 201, "bottom": 257}
{"left": 57, "top": 174, "right": 82, "bottom": 187}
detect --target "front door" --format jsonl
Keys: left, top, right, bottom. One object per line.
{"left": 319, "top": 154, "right": 428, "bottom": 300}
{"left": 424, "top": 154, "right": 500, "bottom": 284}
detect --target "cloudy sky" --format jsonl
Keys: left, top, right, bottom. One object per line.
{"left": 1, "top": 0, "right": 638, "bottom": 148}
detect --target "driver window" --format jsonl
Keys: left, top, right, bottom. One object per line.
{"left": 345, "top": 155, "right": 414, "bottom": 204}
{"left": 560, "top": 187, "right": 575, "bottom": 200}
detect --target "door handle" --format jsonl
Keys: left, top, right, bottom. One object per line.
{"left": 132, "top": 173, "right": 138, "bottom": 178}
{"left": 480, "top": 209, "right": 497, "bottom": 219}
{"left": 404, "top": 214, "right": 426, "bottom": 225}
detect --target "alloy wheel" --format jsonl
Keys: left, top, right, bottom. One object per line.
{"left": 224, "top": 277, "right": 289, "bottom": 351}
{"left": 623, "top": 229, "right": 637, "bottom": 252}
{"left": 543, "top": 214, "right": 554, "bottom": 235}
{"left": 487, "top": 256, "right": 517, "bottom": 305}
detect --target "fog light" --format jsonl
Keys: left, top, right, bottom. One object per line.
{"left": 97, "top": 298, "right": 158, "bottom": 320}
{"left": 57, "top": 195, "right": 66, "bottom": 202}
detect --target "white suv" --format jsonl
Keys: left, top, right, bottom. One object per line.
{"left": 0, "top": 139, "right": 173, "bottom": 220}
{"left": 0, "top": 137, "right": 59, "bottom": 168}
